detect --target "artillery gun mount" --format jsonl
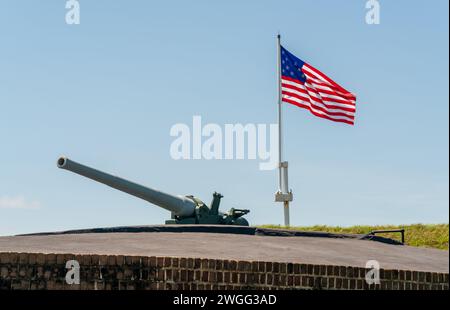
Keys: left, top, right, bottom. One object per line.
{"left": 57, "top": 156, "right": 250, "bottom": 226}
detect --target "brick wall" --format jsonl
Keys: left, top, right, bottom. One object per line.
{"left": 0, "top": 252, "right": 448, "bottom": 290}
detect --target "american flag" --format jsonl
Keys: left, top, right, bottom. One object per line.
{"left": 280, "top": 46, "right": 356, "bottom": 125}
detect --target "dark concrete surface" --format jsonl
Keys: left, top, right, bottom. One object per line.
{"left": 18, "top": 225, "right": 403, "bottom": 245}
{"left": 0, "top": 230, "right": 448, "bottom": 273}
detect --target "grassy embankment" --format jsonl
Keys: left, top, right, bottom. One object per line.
{"left": 258, "top": 224, "right": 449, "bottom": 250}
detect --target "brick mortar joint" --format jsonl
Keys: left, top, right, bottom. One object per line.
{"left": 1, "top": 252, "right": 448, "bottom": 280}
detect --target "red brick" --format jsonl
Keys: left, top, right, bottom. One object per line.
{"left": 194, "top": 270, "right": 201, "bottom": 281}
{"left": 165, "top": 269, "right": 172, "bottom": 281}
{"left": 215, "top": 259, "right": 223, "bottom": 270}
{"left": 238, "top": 273, "right": 246, "bottom": 284}
{"left": 0, "top": 253, "right": 10, "bottom": 264}
{"left": 98, "top": 255, "right": 108, "bottom": 266}
{"left": 180, "top": 270, "right": 187, "bottom": 282}
{"left": 116, "top": 255, "right": 125, "bottom": 266}
{"left": 180, "top": 257, "right": 187, "bottom": 268}
{"left": 399, "top": 270, "right": 405, "bottom": 281}
{"left": 280, "top": 274, "right": 287, "bottom": 286}
{"left": 163, "top": 257, "right": 171, "bottom": 267}
{"left": 224, "top": 272, "right": 231, "bottom": 283}
{"left": 359, "top": 267, "right": 367, "bottom": 278}
{"left": 266, "top": 273, "right": 273, "bottom": 285}
{"left": 131, "top": 256, "right": 141, "bottom": 266}
{"left": 229, "top": 260, "right": 237, "bottom": 271}
{"left": 346, "top": 266, "right": 354, "bottom": 277}
{"left": 231, "top": 272, "right": 238, "bottom": 284}
{"left": 173, "top": 270, "right": 180, "bottom": 282}
{"left": 259, "top": 273, "right": 266, "bottom": 285}
{"left": 171, "top": 257, "right": 179, "bottom": 268}
{"left": 56, "top": 254, "right": 66, "bottom": 265}
{"left": 335, "top": 277, "right": 342, "bottom": 289}
{"left": 209, "top": 271, "right": 217, "bottom": 282}
{"left": 237, "top": 261, "right": 248, "bottom": 271}
{"left": 187, "top": 270, "right": 195, "bottom": 282}
{"left": 217, "top": 271, "right": 223, "bottom": 283}
{"left": 287, "top": 275, "right": 294, "bottom": 286}
{"left": 333, "top": 266, "right": 340, "bottom": 277}
{"left": 156, "top": 257, "right": 164, "bottom": 268}
{"left": 124, "top": 255, "right": 133, "bottom": 266}
{"left": 18, "top": 253, "right": 28, "bottom": 264}
{"left": 258, "top": 261, "right": 265, "bottom": 272}
{"left": 349, "top": 279, "right": 356, "bottom": 289}
{"left": 35, "top": 254, "right": 45, "bottom": 266}
{"left": 251, "top": 261, "right": 258, "bottom": 272}
{"left": 328, "top": 277, "right": 335, "bottom": 289}
{"left": 201, "top": 258, "right": 209, "bottom": 269}
{"left": 205, "top": 259, "right": 213, "bottom": 270}
{"left": 273, "top": 274, "right": 280, "bottom": 286}
{"left": 356, "top": 279, "right": 363, "bottom": 289}
{"left": 272, "top": 262, "right": 280, "bottom": 273}
{"left": 418, "top": 272, "right": 426, "bottom": 282}
{"left": 187, "top": 258, "right": 194, "bottom": 268}
{"left": 149, "top": 256, "right": 157, "bottom": 267}
{"left": 342, "top": 278, "right": 349, "bottom": 289}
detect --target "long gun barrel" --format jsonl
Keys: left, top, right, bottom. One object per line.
{"left": 57, "top": 157, "right": 196, "bottom": 217}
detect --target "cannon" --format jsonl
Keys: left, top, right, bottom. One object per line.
{"left": 57, "top": 156, "right": 250, "bottom": 226}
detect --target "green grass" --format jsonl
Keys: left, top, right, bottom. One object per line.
{"left": 258, "top": 224, "right": 449, "bottom": 250}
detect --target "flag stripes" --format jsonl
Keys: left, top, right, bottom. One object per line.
{"left": 280, "top": 46, "right": 356, "bottom": 125}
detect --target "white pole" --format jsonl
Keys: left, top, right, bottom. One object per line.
{"left": 277, "top": 34, "right": 290, "bottom": 227}
{"left": 277, "top": 34, "right": 283, "bottom": 192}
{"left": 284, "top": 201, "right": 290, "bottom": 226}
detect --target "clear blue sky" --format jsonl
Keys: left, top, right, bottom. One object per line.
{"left": 0, "top": 0, "right": 448, "bottom": 235}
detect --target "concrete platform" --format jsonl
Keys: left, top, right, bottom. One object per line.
{"left": 0, "top": 226, "right": 447, "bottom": 273}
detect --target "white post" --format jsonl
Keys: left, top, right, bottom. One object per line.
{"left": 277, "top": 34, "right": 283, "bottom": 192}
{"left": 275, "top": 34, "right": 293, "bottom": 227}
{"left": 284, "top": 201, "right": 290, "bottom": 226}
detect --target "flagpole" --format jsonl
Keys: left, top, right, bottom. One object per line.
{"left": 276, "top": 34, "right": 291, "bottom": 227}
{"left": 277, "top": 34, "right": 283, "bottom": 193}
